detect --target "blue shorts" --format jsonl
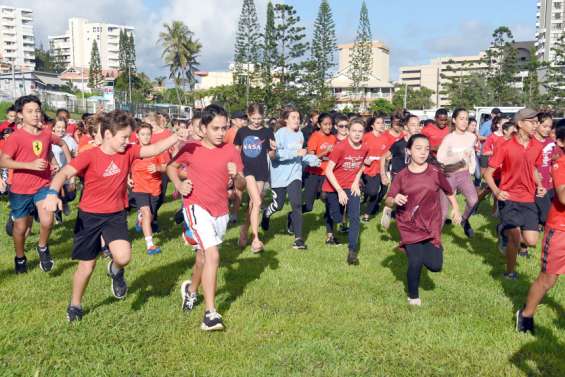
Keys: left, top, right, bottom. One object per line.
{"left": 9, "top": 187, "right": 51, "bottom": 219}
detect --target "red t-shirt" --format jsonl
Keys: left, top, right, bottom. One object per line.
{"left": 2, "top": 128, "right": 61, "bottom": 194}
{"left": 383, "top": 131, "right": 405, "bottom": 149}
{"left": 422, "top": 125, "right": 450, "bottom": 152}
{"left": 131, "top": 155, "right": 165, "bottom": 196}
{"left": 70, "top": 144, "right": 142, "bottom": 213}
{"left": 483, "top": 133, "right": 502, "bottom": 155}
{"left": 322, "top": 139, "right": 368, "bottom": 192}
{"left": 387, "top": 164, "right": 453, "bottom": 247}
{"left": 307, "top": 131, "right": 337, "bottom": 176}
{"left": 224, "top": 127, "right": 238, "bottom": 145}
{"left": 151, "top": 129, "right": 173, "bottom": 164}
{"left": 363, "top": 132, "right": 390, "bottom": 176}
{"left": 0, "top": 120, "right": 12, "bottom": 132}
{"left": 488, "top": 136, "right": 543, "bottom": 203}
{"left": 173, "top": 141, "right": 243, "bottom": 217}
{"left": 547, "top": 155, "right": 565, "bottom": 231}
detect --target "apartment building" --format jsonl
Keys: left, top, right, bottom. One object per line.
{"left": 0, "top": 6, "right": 35, "bottom": 71}
{"left": 536, "top": 0, "right": 565, "bottom": 62}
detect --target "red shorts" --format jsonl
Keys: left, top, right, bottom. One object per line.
{"left": 541, "top": 227, "right": 565, "bottom": 275}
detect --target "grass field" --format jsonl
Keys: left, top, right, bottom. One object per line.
{"left": 0, "top": 191, "right": 564, "bottom": 377}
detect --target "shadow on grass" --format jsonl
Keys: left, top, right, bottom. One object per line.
{"left": 381, "top": 251, "right": 436, "bottom": 297}
{"left": 510, "top": 326, "right": 565, "bottom": 376}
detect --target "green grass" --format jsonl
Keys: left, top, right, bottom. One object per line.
{"left": 0, "top": 192, "right": 564, "bottom": 377}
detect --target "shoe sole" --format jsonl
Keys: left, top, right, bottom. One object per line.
{"left": 180, "top": 280, "right": 193, "bottom": 311}
{"left": 200, "top": 322, "right": 225, "bottom": 331}
{"left": 147, "top": 248, "right": 161, "bottom": 255}
{"left": 107, "top": 261, "right": 127, "bottom": 299}
{"left": 515, "top": 310, "right": 521, "bottom": 332}
{"left": 292, "top": 246, "right": 307, "bottom": 250}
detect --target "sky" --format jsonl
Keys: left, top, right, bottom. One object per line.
{"left": 8, "top": 0, "right": 538, "bottom": 81}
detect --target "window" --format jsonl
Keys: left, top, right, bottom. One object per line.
{"left": 554, "top": 13, "right": 561, "bottom": 19}
{"left": 554, "top": 2, "right": 562, "bottom": 9}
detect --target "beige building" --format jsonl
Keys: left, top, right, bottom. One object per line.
{"left": 0, "top": 6, "right": 35, "bottom": 71}
{"left": 49, "top": 17, "right": 134, "bottom": 71}
{"left": 329, "top": 41, "right": 394, "bottom": 109}
{"left": 195, "top": 70, "right": 234, "bottom": 90}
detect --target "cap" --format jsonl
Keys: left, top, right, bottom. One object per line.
{"left": 513, "top": 108, "right": 539, "bottom": 123}
{"left": 231, "top": 111, "right": 247, "bottom": 120}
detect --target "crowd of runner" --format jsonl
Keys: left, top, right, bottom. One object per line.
{"left": 0, "top": 96, "right": 563, "bottom": 333}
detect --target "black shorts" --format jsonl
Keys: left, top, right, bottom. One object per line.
{"left": 536, "top": 189, "right": 555, "bottom": 226}
{"left": 130, "top": 192, "right": 159, "bottom": 214}
{"left": 72, "top": 210, "right": 129, "bottom": 261}
{"left": 498, "top": 200, "right": 539, "bottom": 232}
{"left": 479, "top": 155, "right": 490, "bottom": 169}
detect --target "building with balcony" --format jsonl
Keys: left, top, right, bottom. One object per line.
{"left": 0, "top": 6, "right": 35, "bottom": 71}
{"left": 535, "top": 0, "right": 565, "bottom": 62}
{"left": 49, "top": 17, "right": 134, "bottom": 71}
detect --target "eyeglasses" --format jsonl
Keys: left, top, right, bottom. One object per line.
{"left": 337, "top": 124, "right": 349, "bottom": 129}
{"left": 524, "top": 119, "right": 539, "bottom": 125}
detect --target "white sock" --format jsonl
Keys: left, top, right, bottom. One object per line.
{"left": 145, "top": 236, "right": 154, "bottom": 248}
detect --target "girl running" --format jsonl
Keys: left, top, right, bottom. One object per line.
{"left": 386, "top": 134, "right": 462, "bottom": 305}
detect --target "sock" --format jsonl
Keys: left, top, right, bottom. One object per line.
{"left": 15, "top": 256, "right": 26, "bottom": 261}
{"left": 145, "top": 236, "right": 154, "bottom": 248}
{"left": 38, "top": 245, "right": 47, "bottom": 253}
{"left": 110, "top": 262, "right": 122, "bottom": 275}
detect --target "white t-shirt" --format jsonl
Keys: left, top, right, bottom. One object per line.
{"left": 52, "top": 135, "right": 77, "bottom": 167}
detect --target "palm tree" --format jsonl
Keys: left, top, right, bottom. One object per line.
{"left": 154, "top": 76, "right": 167, "bottom": 87}
{"left": 158, "top": 21, "right": 202, "bottom": 105}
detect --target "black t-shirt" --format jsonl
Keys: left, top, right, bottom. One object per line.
{"left": 390, "top": 138, "right": 408, "bottom": 174}
{"left": 234, "top": 126, "right": 275, "bottom": 180}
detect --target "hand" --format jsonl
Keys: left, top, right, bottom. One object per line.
{"left": 297, "top": 148, "right": 307, "bottom": 157}
{"left": 0, "top": 179, "right": 6, "bottom": 194}
{"left": 227, "top": 162, "right": 237, "bottom": 177}
{"left": 451, "top": 208, "right": 462, "bottom": 225}
{"left": 337, "top": 189, "right": 348, "bottom": 206}
{"left": 381, "top": 174, "right": 390, "bottom": 186}
{"left": 42, "top": 194, "right": 62, "bottom": 213}
{"left": 364, "top": 157, "right": 373, "bottom": 166}
{"left": 175, "top": 180, "right": 193, "bottom": 196}
{"left": 351, "top": 181, "right": 361, "bottom": 197}
{"left": 29, "top": 159, "right": 48, "bottom": 171}
{"left": 51, "top": 164, "right": 60, "bottom": 174}
{"left": 496, "top": 190, "right": 510, "bottom": 201}
{"left": 127, "top": 177, "right": 134, "bottom": 189}
{"left": 536, "top": 186, "right": 547, "bottom": 197}
{"left": 269, "top": 139, "right": 277, "bottom": 151}
{"left": 147, "top": 164, "right": 158, "bottom": 174}
{"left": 393, "top": 194, "right": 408, "bottom": 206}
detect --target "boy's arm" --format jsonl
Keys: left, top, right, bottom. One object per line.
{"left": 140, "top": 134, "right": 179, "bottom": 158}
{"left": 0, "top": 153, "right": 47, "bottom": 171}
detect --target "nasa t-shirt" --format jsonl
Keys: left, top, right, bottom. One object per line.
{"left": 234, "top": 126, "right": 275, "bottom": 181}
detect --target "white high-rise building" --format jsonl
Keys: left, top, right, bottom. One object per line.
{"left": 49, "top": 17, "right": 134, "bottom": 70}
{"left": 0, "top": 6, "right": 35, "bottom": 70}
{"left": 535, "top": 0, "right": 565, "bottom": 62}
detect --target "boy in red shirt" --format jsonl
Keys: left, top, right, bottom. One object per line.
{"left": 517, "top": 124, "right": 565, "bottom": 334}
{"left": 168, "top": 104, "right": 245, "bottom": 331}
{"left": 422, "top": 108, "right": 450, "bottom": 155}
{"left": 130, "top": 122, "right": 167, "bottom": 255}
{"left": 0, "top": 95, "right": 72, "bottom": 274}
{"left": 484, "top": 109, "right": 544, "bottom": 280}
{"left": 323, "top": 118, "right": 368, "bottom": 265}
{"left": 42, "top": 110, "right": 180, "bottom": 321}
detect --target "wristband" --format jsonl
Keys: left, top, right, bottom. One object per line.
{"left": 46, "top": 188, "right": 59, "bottom": 196}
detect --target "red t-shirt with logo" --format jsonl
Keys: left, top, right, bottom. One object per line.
{"left": 2, "top": 128, "right": 61, "bottom": 194}
{"left": 322, "top": 139, "right": 368, "bottom": 192}
{"left": 70, "top": 144, "right": 142, "bottom": 213}
{"left": 547, "top": 155, "right": 565, "bottom": 231}
{"left": 363, "top": 132, "right": 390, "bottom": 176}
{"left": 173, "top": 141, "right": 243, "bottom": 217}
{"left": 422, "top": 125, "right": 450, "bottom": 152}
{"left": 306, "top": 131, "right": 337, "bottom": 176}
{"left": 488, "top": 136, "right": 543, "bottom": 203}
{"left": 131, "top": 155, "right": 165, "bottom": 196}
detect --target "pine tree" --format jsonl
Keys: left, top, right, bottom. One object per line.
{"left": 128, "top": 33, "right": 137, "bottom": 73}
{"left": 483, "top": 26, "right": 520, "bottom": 105}
{"left": 522, "top": 47, "right": 543, "bottom": 108}
{"left": 260, "top": 1, "right": 277, "bottom": 112}
{"left": 545, "top": 32, "right": 565, "bottom": 110}
{"left": 234, "top": 0, "right": 261, "bottom": 79}
{"left": 309, "top": 0, "right": 337, "bottom": 106}
{"left": 349, "top": 1, "right": 373, "bottom": 104}
{"left": 88, "top": 39, "right": 103, "bottom": 89}
{"left": 119, "top": 30, "right": 127, "bottom": 72}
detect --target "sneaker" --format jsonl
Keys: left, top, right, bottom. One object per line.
{"left": 408, "top": 298, "right": 422, "bottom": 306}
{"left": 14, "top": 256, "right": 27, "bottom": 274}
{"left": 174, "top": 208, "right": 184, "bottom": 224}
{"left": 5, "top": 215, "right": 14, "bottom": 237}
{"left": 67, "top": 305, "right": 83, "bottom": 322}
{"left": 101, "top": 246, "right": 112, "bottom": 259}
{"left": 286, "top": 213, "right": 293, "bottom": 235}
{"left": 37, "top": 245, "right": 54, "bottom": 272}
{"left": 201, "top": 310, "right": 225, "bottom": 331}
{"left": 516, "top": 309, "right": 535, "bottom": 334}
{"left": 504, "top": 271, "right": 519, "bottom": 280}
{"left": 338, "top": 224, "right": 349, "bottom": 233}
{"left": 147, "top": 245, "right": 161, "bottom": 255}
{"left": 463, "top": 219, "right": 475, "bottom": 238}
{"left": 292, "top": 238, "right": 307, "bottom": 250}
{"left": 107, "top": 261, "right": 128, "bottom": 299}
{"left": 347, "top": 249, "right": 359, "bottom": 265}
{"left": 260, "top": 210, "right": 270, "bottom": 231}
{"left": 518, "top": 246, "right": 530, "bottom": 258}
{"left": 380, "top": 207, "right": 392, "bottom": 230}
{"left": 54, "top": 211, "right": 63, "bottom": 225}
{"left": 361, "top": 214, "right": 370, "bottom": 223}
{"left": 325, "top": 235, "right": 340, "bottom": 246}
{"left": 180, "top": 280, "right": 198, "bottom": 311}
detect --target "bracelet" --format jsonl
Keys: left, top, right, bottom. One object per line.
{"left": 46, "top": 188, "right": 59, "bottom": 196}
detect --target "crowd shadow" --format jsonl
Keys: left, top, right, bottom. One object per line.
{"left": 510, "top": 325, "right": 565, "bottom": 376}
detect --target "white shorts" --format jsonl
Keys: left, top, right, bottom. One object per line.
{"left": 183, "top": 204, "right": 228, "bottom": 251}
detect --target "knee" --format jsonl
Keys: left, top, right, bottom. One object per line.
{"left": 204, "top": 249, "right": 220, "bottom": 266}
{"left": 77, "top": 260, "right": 96, "bottom": 275}
{"left": 12, "top": 219, "right": 28, "bottom": 236}
{"left": 112, "top": 253, "right": 131, "bottom": 267}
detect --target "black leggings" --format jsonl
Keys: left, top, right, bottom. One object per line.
{"left": 264, "top": 180, "right": 303, "bottom": 239}
{"left": 362, "top": 174, "right": 386, "bottom": 216}
{"left": 302, "top": 174, "right": 324, "bottom": 213}
{"left": 405, "top": 241, "right": 443, "bottom": 299}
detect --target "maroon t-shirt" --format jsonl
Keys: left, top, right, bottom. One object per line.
{"left": 387, "top": 164, "right": 453, "bottom": 247}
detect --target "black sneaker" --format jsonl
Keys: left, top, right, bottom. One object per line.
{"left": 180, "top": 280, "right": 198, "bottom": 311}
{"left": 101, "top": 246, "right": 112, "bottom": 259}
{"left": 37, "top": 245, "right": 54, "bottom": 272}
{"left": 325, "top": 235, "right": 340, "bottom": 246}
{"left": 347, "top": 249, "right": 359, "bottom": 265}
{"left": 504, "top": 271, "right": 519, "bottom": 280}
{"left": 201, "top": 310, "right": 225, "bottom": 331}
{"left": 107, "top": 261, "right": 128, "bottom": 299}
{"left": 260, "top": 210, "right": 270, "bottom": 231}
{"left": 67, "top": 305, "right": 83, "bottom": 322}
{"left": 338, "top": 224, "right": 349, "bottom": 233}
{"left": 286, "top": 213, "right": 293, "bottom": 235}
{"left": 14, "top": 256, "right": 27, "bottom": 274}
{"left": 516, "top": 309, "right": 534, "bottom": 334}
{"left": 292, "top": 238, "right": 307, "bottom": 250}
{"left": 463, "top": 220, "right": 474, "bottom": 238}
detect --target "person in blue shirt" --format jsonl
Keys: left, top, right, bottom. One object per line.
{"left": 478, "top": 108, "right": 501, "bottom": 142}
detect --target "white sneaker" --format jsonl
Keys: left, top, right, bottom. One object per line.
{"left": 408, "top": 298, "right": 422, "bottom": 306}
{"left": 180, "top": 280, "right": 197, "bottom": 311}
{"left": 381, "top": 207, "right": 392, "bottom": 230}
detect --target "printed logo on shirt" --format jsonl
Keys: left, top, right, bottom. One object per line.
{"left": 103, "top": 161, "right": 121, "bottom": 177}
{"left": 242, "top": 136, "right": 265, "bottom": 158}
{"left": 342, "top": 156, "right": 364, "bottom": 170}
{"left": 32, "top": 141, "right": 43, "bottom": 157}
